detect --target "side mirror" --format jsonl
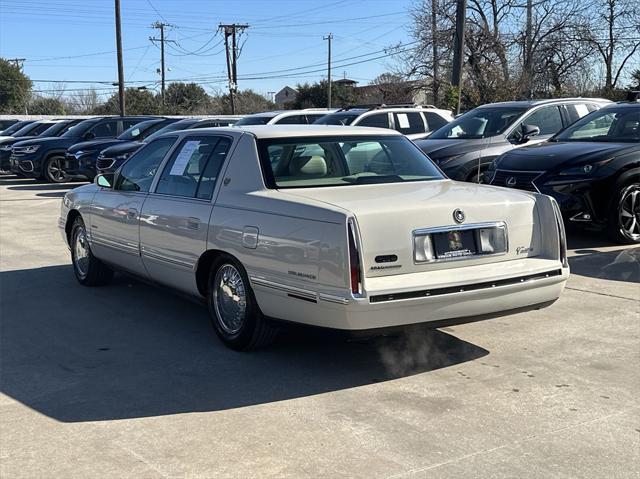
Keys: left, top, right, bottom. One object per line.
{"left": 520, "top": 124, "right": 540, "bottom": 143}
{"left": 84, "top": 131, "right": 96, "bottom": 140}
{"left": 95, "top": 173, "right": 114, "bottom": 189}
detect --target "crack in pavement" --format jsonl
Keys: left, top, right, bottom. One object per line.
{"left": 384, "top": 407, "right": 639, "bottom": 478}
{"left": 565, "top": 286, "right": 640, "bottom": 302}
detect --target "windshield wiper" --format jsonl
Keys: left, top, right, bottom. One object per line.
{"left": 343, "top": 175, "right": 405, "bottom": 184}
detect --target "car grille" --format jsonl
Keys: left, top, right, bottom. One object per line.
{"left": 490, "top": 169, "right": 544, "bottom": 192}
{"left": 96, "top": 157, "right": 115, "bottom": 170}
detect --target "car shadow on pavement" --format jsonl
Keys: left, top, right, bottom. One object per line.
{"left": 0, "top": 265, "right": 488, "bottom": 423}
{"left": 7, "top": 183, "right": 82, "bottom": 191}
{"left": 568, "top": 247, "right": 640, "bottom": 283}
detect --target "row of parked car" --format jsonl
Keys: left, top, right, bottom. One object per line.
{"left": 3, "top": 94, "right": 639, "bottom": 245}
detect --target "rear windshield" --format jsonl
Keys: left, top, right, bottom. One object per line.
{"left": 313, "top": 112, "right": 361, "bottom": 125}
{"left": 258, "top": 135, "right": 443, "bottom": 189}
{"left": 429, "top": 107, "right": 527, "bottom": 139}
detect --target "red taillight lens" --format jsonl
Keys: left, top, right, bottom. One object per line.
{"left": 348, "top": 222, "right": 361, "bottom": 295}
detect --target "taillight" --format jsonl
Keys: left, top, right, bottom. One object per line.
{"left": 348, "top": 220, "right": 362, "bottom": 295}
{"left": 551, "top": 198, "right": 568, "bottom": 268}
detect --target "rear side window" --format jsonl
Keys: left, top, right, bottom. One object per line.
{"left": 424, "top": 112, "right": 448, "bottom": 131}
{"left": 155, "top": 136, "right": 231, "bottom": 199}
{"left": 393, "top": 112, "right": 425, "bottom": 134}
{"left": 90, "top": 120, "right": 118, "bottom": 138}
{"left": 522, "top": 106, "right": 563, "bottom": 136}
{"left": 357, "top": 113, "right": 390, "bottom": 129}
{"left": 115, "top": 137, "right": 176, "bottom": 192}
{"left": 123, "top": 119, "right": 143, "bottom": 130}
{"left": 565, "top": 104, "right": 593, "bottom": 124}
{"left": 305, "top": 114, "right": 326, "bottom": 124}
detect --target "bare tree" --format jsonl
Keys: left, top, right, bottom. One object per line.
{"left": 67, "top": 88, "right": 100, "bottom": 114}
{"left": 586, "top": 0, "right": 640, "bottom": 91}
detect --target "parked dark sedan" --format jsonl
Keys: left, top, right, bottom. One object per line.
{"left": 10, "top": 116, "right": 155, "bottom": 182}
{"left": 95, "top": 117, "right": 236, "bottom": 174}
{"left": 64, "top": 117, "right": 176, "bottom": 181}
{"left": 0, "top": 119, "right": 83, "bottom": 171}
{"left": 486, "top": 102, "right": 639, "bottom": 244}
{"left": 415, "top": 98, "right": 609, "bottom": 182}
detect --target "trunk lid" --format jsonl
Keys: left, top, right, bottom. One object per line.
{"left": 285, "top": 180, "right": 541, "bottom": 277}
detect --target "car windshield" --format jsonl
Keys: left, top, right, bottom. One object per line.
{"left": 3, "top": 121, "right": 34, "bottom": 135}
{"left": 62, "top": 119, "right": 98, "bottom": 138}
{"left": 553, "top": 107, "right": 640, "bottom": 142}
{"left": 144, "top": 119, "right": 196, "bottom": 142}
{"left": 313, "top": 112, "right": 361, "bottom": 125}
{"left": 40, "top": 121, "right": 75, "bottom": 137}
{"left": 429, "top": 107, "right": 527, "bottom": 139}
{"left": 235, "top": 115, "right": 276, "bottom": 126}
{"left": 258, "top": 135, "right": 443, "bottom": 189}
{"left": 12, "top": 122, "right": 53, "bottom": 137}
{"left": 118, "top": 119, "right": 160, "bottom": 141}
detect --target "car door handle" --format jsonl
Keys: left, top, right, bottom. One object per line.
{"left": 127, "top": 208, "right": 138, "bottom": 220}
{"left": 187, "top": 217, "right": 200, "bottom": 230}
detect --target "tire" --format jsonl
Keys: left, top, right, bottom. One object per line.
{"left": 207, "top": 254, "right": 277, "bottom": 351}
{"left": 608, "top": 182, "right": 640, "bottom": 244}
{"left": 70, "top": 216, "right": 114, "bottom": 286}
{"left": 43, "top": 155, "right": 69, "bottom": 183}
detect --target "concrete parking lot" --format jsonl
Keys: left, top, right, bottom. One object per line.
{"left": 0, "top": 175, "right": 638, "bottom": 479}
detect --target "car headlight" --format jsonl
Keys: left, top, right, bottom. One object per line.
{"left": 558, "top": 164, "right": 594, "bottom": 176}
{"left": 22, "top": 145, "right": 40, "bottom": 154}
{"left": 74, "top": 150, "right": 95, "bottom": 158}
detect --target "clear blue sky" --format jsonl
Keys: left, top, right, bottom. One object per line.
{"left": 0, "top": 0, "right": 414, "bottom": 100}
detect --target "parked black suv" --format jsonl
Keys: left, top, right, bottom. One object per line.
{"left": 486, "top": 101, "right": 639, "bottom": 244}
{"left": 0, "top": 119, "right": 83, "bottom": 171}
{"left": 415, "top": 98, "right": 610, "bottom": 182}
{"left": 64, "top": 117, "right": 177, "bottom": 181}
{"left": 95, "top": 117, "right": 235, "bottom": 174}
{"left": 10, "top": 116, "right": 155, "bottom": 182}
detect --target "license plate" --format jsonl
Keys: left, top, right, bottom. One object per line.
{"left": 432, "top": 229, "right": 477, "bottom": 259}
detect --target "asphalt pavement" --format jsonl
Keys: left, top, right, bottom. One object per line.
{"left": 0, "top": 175, "right": 638, "bottom": 478}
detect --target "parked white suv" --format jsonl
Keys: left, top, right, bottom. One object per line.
{"left": 314, "top": 104, "right": 454, "bottom": 140}
{"left": 234, "top": 109, "right": 335, "bottom": 126}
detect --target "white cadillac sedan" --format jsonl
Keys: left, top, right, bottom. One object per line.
{"left": 60, "top": 125, "right": 569, "bottom": 350}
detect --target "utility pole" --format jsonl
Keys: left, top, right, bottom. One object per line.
{"left": 451, "top": 0, "right": 467, "bottom": 115}
{"left": 324, "top": 33, "right": 333, "bottom": 109}
{"left": 524, "top": 0, "right": 533, "bottom": 99}
{"left": 114, "top": 0, "right": 125, "bottom": 116}
{"left": 7, "top": 58, "right": 26, "bottom": 71}
{"left": 219, "top": 23, "right": 249, "bottom": 115}
{"left": 150, "top": 22, "right": 175, "bottom": 112}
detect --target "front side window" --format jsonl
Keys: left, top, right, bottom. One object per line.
{"left": 357, "top": 113, "right": 390, "bottom": 129}
{"left": 519, "top": 106, "right": 563, "bottom": 136}
{"left": 393, "top": 112, "right": 425, "bottom": 134}
{"left": 155, "top": 136, "right": 231, "bottom": 199}
{"left": 258, "top": 135, "right": 443, "bottom": 188}
{"left": 554, "top": 107, "right": 640, "bottom": 142}
{"left": 115, "top": 137, "right": 176, "bottom": 192}
{"left": 430, "top": 107, "right": 526, "bottom": 139}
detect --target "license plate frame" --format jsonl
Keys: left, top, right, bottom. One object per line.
{"left": 432, "top": 229, "right": 478, "bottom": 260}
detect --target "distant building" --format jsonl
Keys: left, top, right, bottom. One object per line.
{"left": 334, "top": 78, "right": 358, "bottom": 88}
{"left": 274, "top": 86, "right": 298, "bottom": 107}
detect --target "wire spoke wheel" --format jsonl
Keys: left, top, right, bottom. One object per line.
{"left": 213, "top": 264, "right": 247, "bottom": 335}
{"left": 72, "top": 225, "right": 90, "bottom": 279}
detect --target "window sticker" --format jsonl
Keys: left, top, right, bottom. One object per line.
{"left": 169, "top": 140, "right": 200, "bottom": 175}
{"left": 397, "top": 113, "right": 410, "bottom": 129}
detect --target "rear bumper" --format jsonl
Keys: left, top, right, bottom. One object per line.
{"left": 251, "top": 258, "right": 569, "bottom": 330}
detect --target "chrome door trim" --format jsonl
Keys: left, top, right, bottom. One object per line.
{"left": 250, "top": 276, "right": 317, "bottom": 301}
{"left": 90, "top": 233, "right": 140, "bottom": 256}
{"left": 141, "top": 248, "right": 194, "bottom": 269}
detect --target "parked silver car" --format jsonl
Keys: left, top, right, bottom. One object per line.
{"left": 60, "top": 126, "right": 569, "bottom": 350}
